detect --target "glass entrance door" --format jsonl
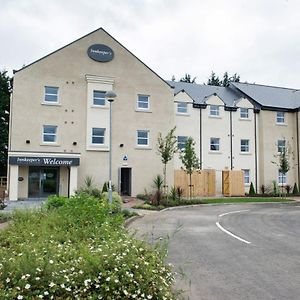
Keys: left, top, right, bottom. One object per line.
{"left": 28, "top": 167, "right": 59, "bottom": 198}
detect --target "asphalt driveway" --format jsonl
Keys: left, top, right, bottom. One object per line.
{"left": 129, "top": 203, "right": 300, "bottom": 300}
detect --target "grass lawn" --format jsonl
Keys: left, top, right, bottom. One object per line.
{"left": 133, "top": 197, "right": 294, "bottom": 210}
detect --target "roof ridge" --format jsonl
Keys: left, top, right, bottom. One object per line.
{"left": 233, "top": 81, "right": 299, "bottom": 92}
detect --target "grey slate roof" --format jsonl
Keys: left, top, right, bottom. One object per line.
{"left": 167, "top": 80, "right": 300, "bottom": 110}
{"left": 231, "top": 82, "right": 300, "bottom": 110}
{"left": 166, "top": 81, "right": 244, "bottom": 107}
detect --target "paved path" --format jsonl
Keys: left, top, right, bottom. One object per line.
{"left": 130, "top": 202, "right": 300, "bottom": 300}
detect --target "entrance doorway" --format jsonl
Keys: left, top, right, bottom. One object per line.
{"left": 28, "top": 167, "right": 59, "bottom": 198}
{"left": 120, "top": 168, "right": 131, "bottom": 196}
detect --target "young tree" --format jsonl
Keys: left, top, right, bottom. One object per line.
{"left": 157, "top": 127, "right": 177, "bottom": 193}
{"left": 272, "top": 139, "right": 291, "bottom": 196}
{"left": 0, "top": 70, "right": 11, "bottom": 176}
{"left": 179, "top": 137, "right": 200, "bottom": 198}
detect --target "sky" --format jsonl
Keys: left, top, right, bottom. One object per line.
{"left": 1, "top": 0, "right": 300, "bottom": 88}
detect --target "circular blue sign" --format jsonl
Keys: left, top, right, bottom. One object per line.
{"left": 87, "top": 44, "right": 114, "bottom": 62}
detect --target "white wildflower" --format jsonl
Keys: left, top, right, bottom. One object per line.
{"left": 25, "top": 284, "right": 31, "bottom": 289}
{"left": 17, "top": 296, "right": 23, "bottom": 300}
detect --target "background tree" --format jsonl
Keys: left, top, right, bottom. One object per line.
{"left": 0, "top": 70, "right": 11, "bottom": 176}
{"left": 179, "top": 137, "right": 200, "bottom": 198}
{"left": 206, "top": 71, "right": 240, "bottom": 87}
{"left": 180, "top": 74, "right": 197, "bottom": 83}
{"left": 157, "top": 127, "right": 177, "bottom": 193}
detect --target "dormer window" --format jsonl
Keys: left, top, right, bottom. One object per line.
{"left": 210, "top": 105, "right": 219, "bottom": 116}
{"left": 177, "top": 102, "right": 188, "bottom": 114}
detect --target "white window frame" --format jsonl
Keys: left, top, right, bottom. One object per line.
{"left": 277, "top": 139, "right": 286, "bottom": 153}
{"left": 241, "top": 139, "right": 250, "bottom": 152}
{"left": 276, "top": 112, "right": 285, "bottom": 124}
{"left": 44, "top": 86, "right": 59, "bottom": 104}
{"left": 137, "top": 94, "right": 150, "bottom": 110}
{"left": 210, "top": 105, "right": 220, "bottom": 116}
{"left": 242, "top": 169, "right": 250, "bottom": 185}
{"left": 210, "top": 137, "right": 220, "bottom": 151}
{"left": 93, "top": 90, "right": 106, "bottom": 106}
{"left": 278, "top": 170, "right": 287, "bottom": 185}
{"left": 92, "top": 128, "right": 105, "bottom": 145}
{"left": 137, "top": 130, "right": 149, "bottom": 146}
{"left": 177, "top": 136, "right": 188, "bottom": 150}
{"left": 177, "top": 102, "right": 188, "bottom": 114}
{"left": 43, "top": 125, "right": 57, "bottom": 143}
{"left": 240, "top": 108, "right": 249, "bottom": 119}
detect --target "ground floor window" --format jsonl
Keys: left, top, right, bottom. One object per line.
{"left": 278, "top": 171, "right": 286, "bottom": 185}
{"left": 242, "top": 169, "right": 250, "bottom": 184}
{"left": 210, "top": 137, "right": 220, "bottom": 151}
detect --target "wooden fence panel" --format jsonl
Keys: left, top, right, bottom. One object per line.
{"left": 222, "top": 170, "right": 244, "bottom": 196}
{"left": 174, "top": 170, "right": 216, "bottom": 197}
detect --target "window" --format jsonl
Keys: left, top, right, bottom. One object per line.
{"left": 240, "top": 108, "right": 249, "bottom": 119}
{"left": 177, "top": 102, "right": 188, "bottom": 114}
{"left": 43, "top": 125, "right": 57, "bottom": 143}
{"left": 92, "top": 128, "right": 105, "bottom": 144}
{"left": 44, "top": 86, "right": 59, "bottom": 103}
{"left": 276, "top": 112, "right": 285, "bottom": 123}
{"left": 210, "top": 138, "right": 220, "bottom": 151}
{"left": 278, "top": 171, "right": 286, "bottom": 185}
{"left": 241, "top": 139, "right": 250, "bottom": 152}
{"left": 93, "top": 91, "right": 106, "bottom": 106}
{"left": 277, "top": 139, "right": 286, "bottom": 153}
{"left": 210, "top": 105, "right": 219, "bottom": 116}
{"left": 137, "top": 95, "right": 149, "bottom": 110}
{"left": 137, "top": 130, "right": 149, "bottom": 146}
{"left": 243, "top": 169, "right": 250, "bottom": 184}
{"left": 177, "top": 136, "right": 188, "bottom": 150}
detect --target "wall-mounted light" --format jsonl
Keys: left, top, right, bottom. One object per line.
{"left": 26, "top": 140, "right": 30, "bottom": 144}
{"left": 119, "top": 143, "right": 124, "bottom": 147}
{"left": 73, "top": 142, "right": 77, "bottom": 146}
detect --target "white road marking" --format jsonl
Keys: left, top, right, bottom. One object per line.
{"left": 216, "top": 210, "right": 251, "bottom": 244}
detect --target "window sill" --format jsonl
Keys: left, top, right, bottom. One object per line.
{"left": 40, "top": 143, "right": 60, "bottom": 147}
{"left": 276, "top": 123, "right": 287, "bottom": 126}
{"left": 245, "top": 183, "right": 250, "bottom": 186}
{"left": 135, "top": 109, "right": 152, "bottom": 113}
{"left": 208, "top": 151, "right": 222, "bottom": 154}
{"left": 91, "top": 105, "right": 109, "bottom": 109}
{"left": 176, "top": 113, "right": 190, "bottom": 116}
{"left": 87, "top": 145, "right": 109, "bottom": 152}
{"left": 135, "top": 146, "right": 152, "bottom": 150}
{"left": 209, "top": 115, "right": 221, "bottom": 119}
{"left": 41, "top": 102, "right": 61, "bottom": 106}
{"left": 239, "top": 152, "right": 252, "bottom": 155}
{"left": 239, "top": 118, "right": 251, "bottom": 121}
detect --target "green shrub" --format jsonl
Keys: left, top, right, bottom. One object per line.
{"left": 0, "top": 195, "right": 175, "bottom": 299}
{"left": 292, "top": 183, "right": 299, "bottom": 194}
{"left": 249, "top": 182, "right": 256, "bottom": 195}
{"left": 101, "top": 191, "right": 123, "bottom": 211}
{"left": 45, "top": 195, "right": 68, "bottom": 210}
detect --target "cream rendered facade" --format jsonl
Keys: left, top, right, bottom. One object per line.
{"left": 8, "top": 28, "right": 174, "bottom": 200}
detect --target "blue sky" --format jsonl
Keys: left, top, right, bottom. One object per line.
{"left": 1, "top": 0, "right": 300, "bottom": 88}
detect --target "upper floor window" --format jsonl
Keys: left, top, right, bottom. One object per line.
{"left": 177, "top": 102, "right": 188, "bottom": 114}
{"left": 93, "top": 91, "right": 106, "bottom": 106}
{"left": 210, "top": 105, "right": 219, "bottom": 116}
{"left": 44, "top": 86, "right": 59, "bottom": 103}
{"left": 278, "top": 170, "right": 286, "bottom": 185}
{"left": 137, "top": 95, "right": 149, "bottom": 110}
{"left": 43, "top": 125, "right": 57, "bottom": 143}
{"left": 210, "top": 137, "right": 220, "bottom": 151}
{"left": 276, "top": 112, "right": 285, "bottom": 124}
{"left": 137, "top": 130, "right": 149, "bottom": 146}
{"left": 277, "top": 139, "right": 286, "bottom": 153}
{"left": 177, "top": 136, "right": 188, "bottom": 150}
{"left": 240, "top": 108, "right": 249, "bottom": 119}
{"left": 92, "top": 128, "right": 105, "bottom": 144}
{"left": 243, "top": 169, "right": 250, "bottom": 184}
{"left": 241, "top": 139, "right": 250, "bottom": 152}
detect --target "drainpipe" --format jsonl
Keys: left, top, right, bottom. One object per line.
{"left": 296, "top": 109, "right": 300, "bottom": 189}
{"left": 254, "top": 110, "right": 258, "bottom": 193}
{"left": 199, "top": 108, "right": 202, "bottom": 169}
{"left": 230, "top": 110, "right": 233, "bottom": 170}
